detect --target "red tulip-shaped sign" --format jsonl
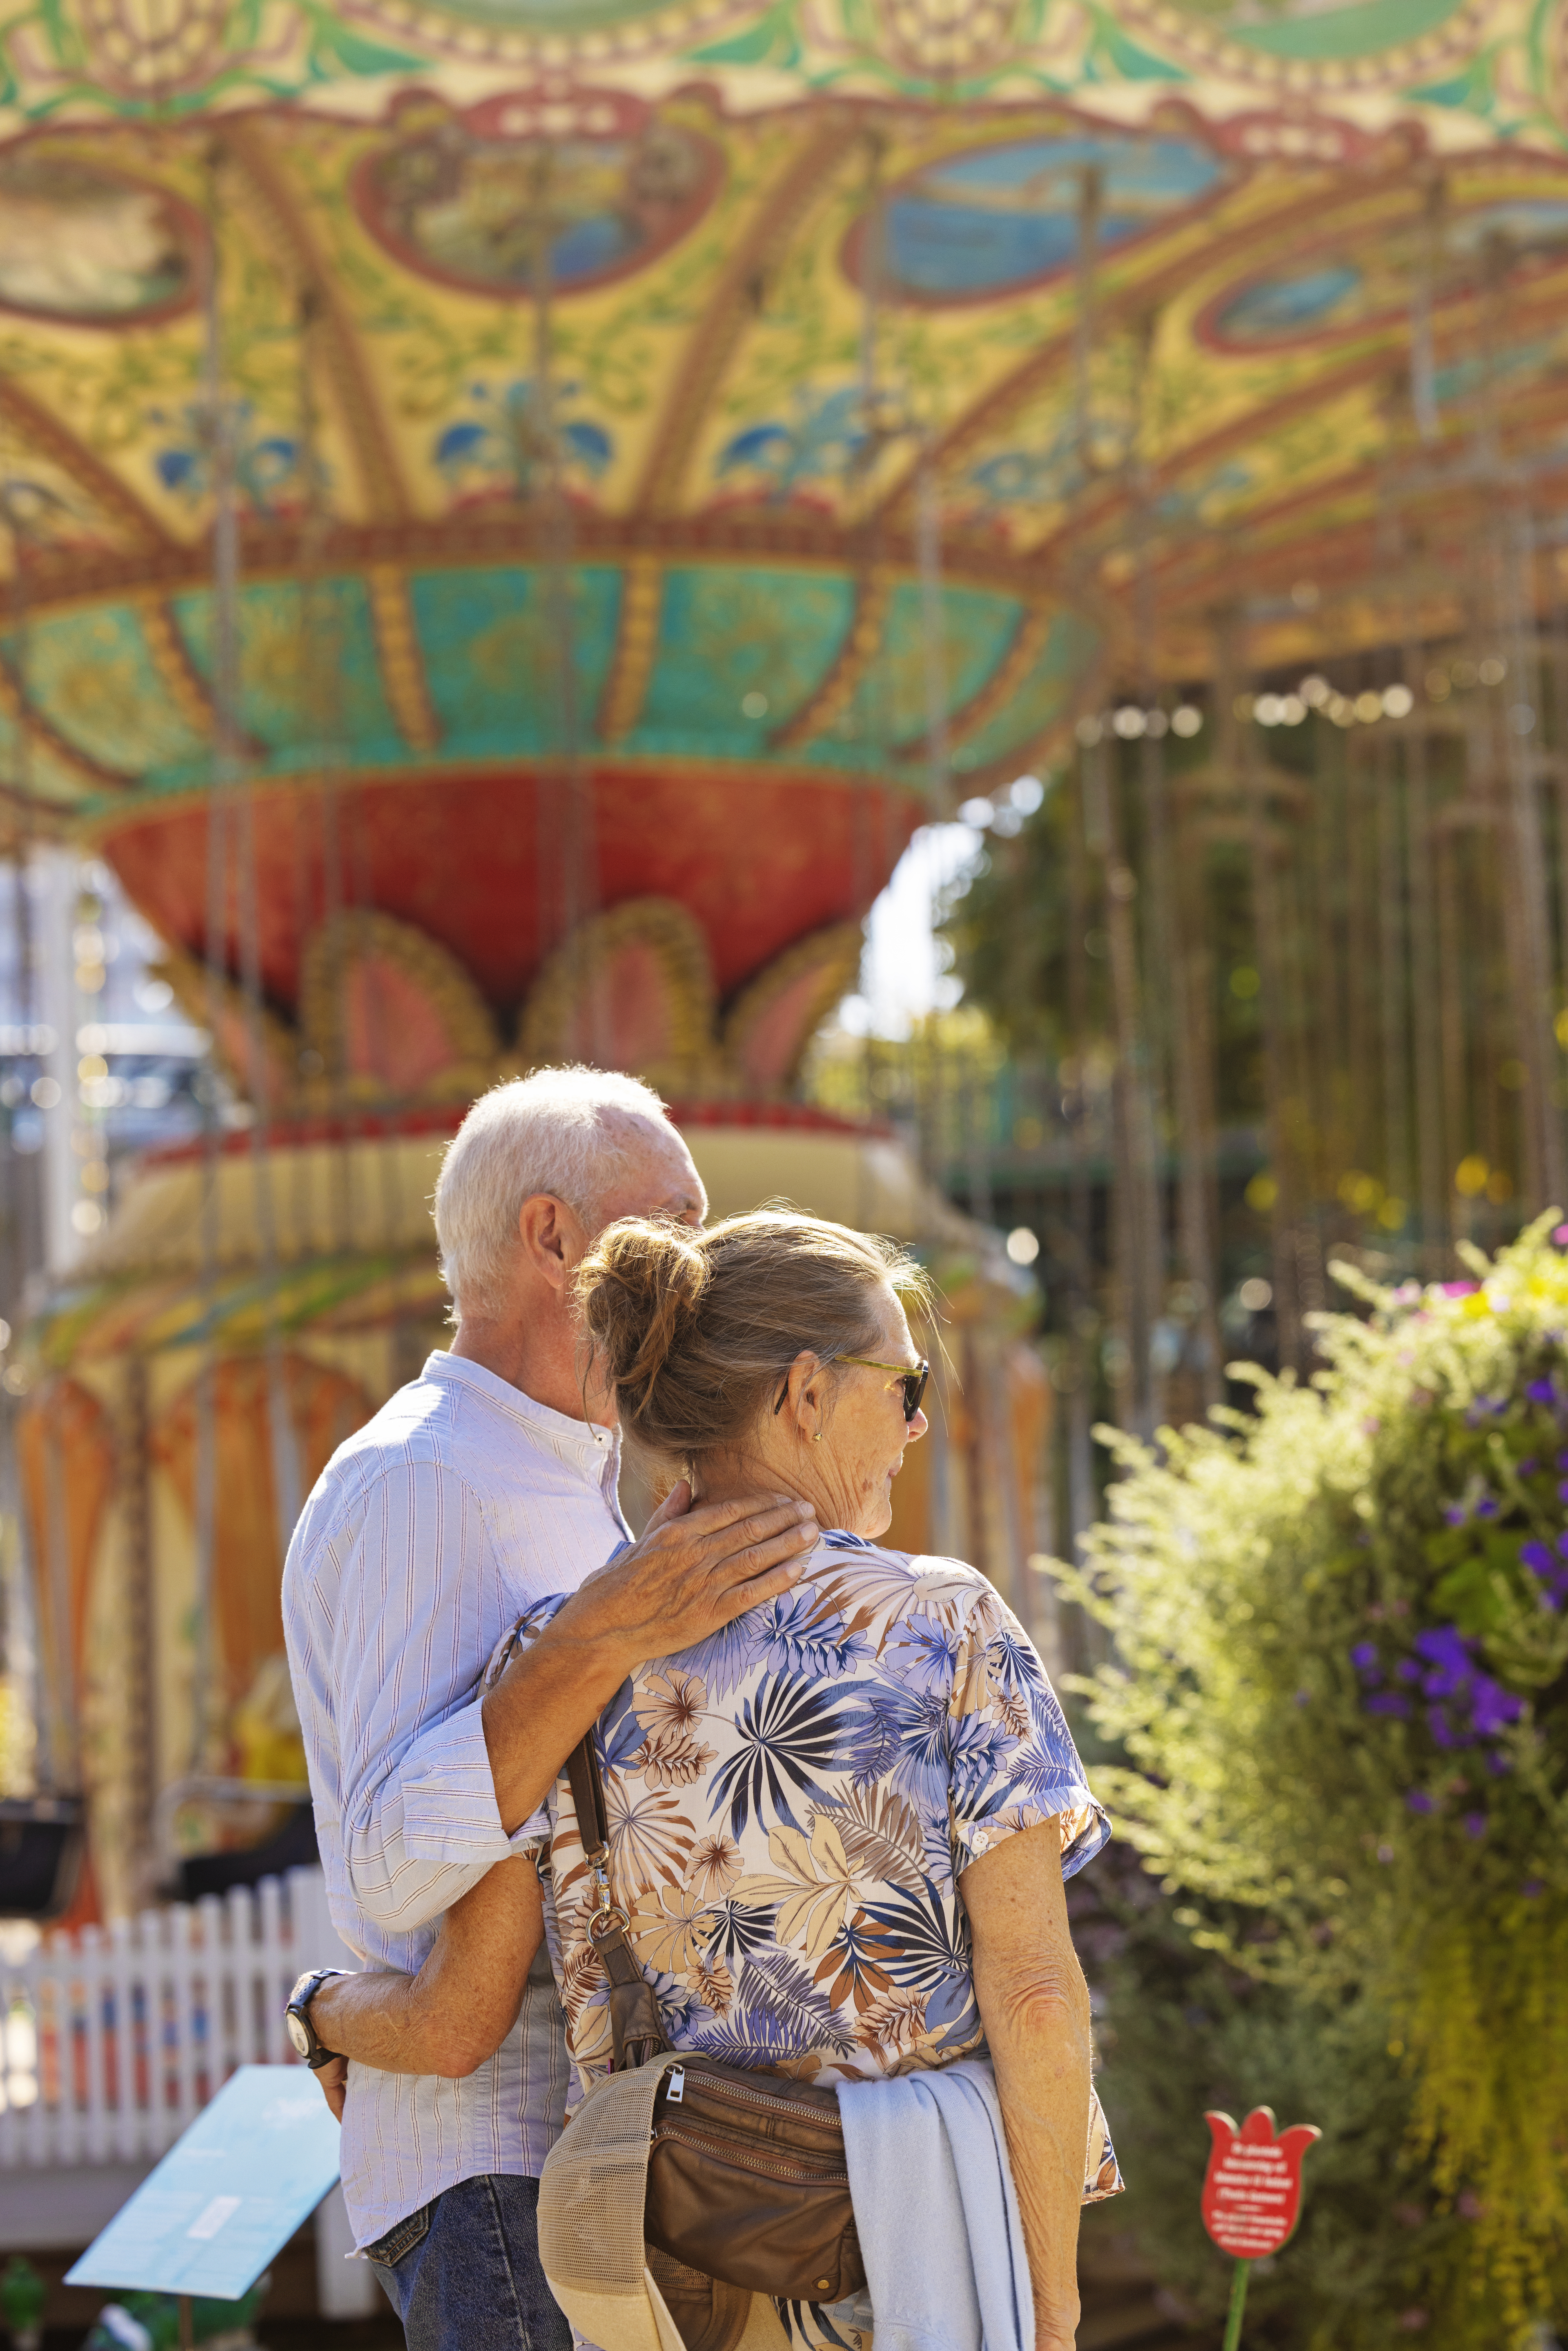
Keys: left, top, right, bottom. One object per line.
{"left": 1201, "top": 2107, "right": 1321, "bottom": 2351}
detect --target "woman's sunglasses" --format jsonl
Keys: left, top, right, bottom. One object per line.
{"left": 774, "top": 1356, "right": 931, "bottom": 1422}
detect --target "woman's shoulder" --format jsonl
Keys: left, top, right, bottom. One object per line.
{"left": 807, "top": 1533, "right": 1000, "bottom": 1626}
{"left": 483, "top": 1589, "right": 572, "bottom": 1689}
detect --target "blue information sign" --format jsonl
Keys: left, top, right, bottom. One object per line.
{"left": 66, "top": 2064, "right": 342, "bottom": 2302}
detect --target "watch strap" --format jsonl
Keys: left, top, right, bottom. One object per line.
{"left": 287, "top": 1967, "right": 349, "bottom": 2068}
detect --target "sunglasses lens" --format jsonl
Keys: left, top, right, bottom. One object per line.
{"left": 903, "top": 1368, "right": 929, "bottom": 1420}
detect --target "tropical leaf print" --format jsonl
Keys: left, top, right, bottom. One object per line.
{"left": 947, "top": 1712, "right": 1021, "bottom": 1818}
{"left": 996, "top": 1683, "right": 1031, "bottom": 1740}
{"left": 556, "top": 1934, "right": 606, "bottom": 2032}
{"left": 694, "top": 2008, "right": 824, "bottom": 2072}
{"left": 627, "top": 1880, "right": 719, "bottom": 1974}
{"left": 736, "top": 1816, "right": 858, "bottom": 1958}
{"left": 706, "top": 1897, "right": 779, "bottom": 1964}
{"left": 695, "top": 1954, "right": 735, "bottom": 2017}
{"left": 633, "top": 1720, "right": 717, "bottom": 1789}
{"left": 837, "top": 1685, "right": 951, "bottom": 1811}
{"left": 813, "top": 1908, "right": 895, "bottom": 2013}
{"left": 910, "top": 1564, "right": 986, "bottom": 1620}
{"left": 880, "top": 1618, "right": 961, "bottom": 1695}
{"left": 646, "top": 1969, "right": 717, "bottom": 2042}
{"left": 708, "top": 1674, "right": 851, "bottom": 1841}
{"left": 636, "top": 1666, "right": 709, "bottom": 1737}
{"left": 984, "top": 1613, "right": 1049, "bottom": 1697}
{"left": 665, "top": 1611, "right": 770, "bottom": 1702}
{"left": 735, "top": 1949, "right": 855, "bottom": 2057}
{"left": 857, "top": 1879, "right": 971, "bottom": 1992}
{"left": 605, "top": 1774, "right": 695, "bottom": 1894}
{"left": 598, "top": 1677, "right": 649, "bottom": 1774}
{"left": 815, "top": 1782, "right": 926, "bottom": 1892}
{"left": 852, "top": 1986, "right": 935, "bottom": 2059}
{"left": 757, "top": 1587, "right": 871, "bottom": 1681}
{"left": 517, "top": 1540, "right": 1115, "bottom": 2200}
{"left": 688, "top": 1832, "right": 743, "bottom": 1899}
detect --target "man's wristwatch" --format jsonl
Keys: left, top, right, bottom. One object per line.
{"left": 286, "top": 1968, "right": 349, "bottom": 2070}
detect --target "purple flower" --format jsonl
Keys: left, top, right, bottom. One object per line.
{"left": 1293, "top": 1689, "right": 1312, "bottom": 1707}
{"left": 1469, "top": 1675, "right": 1523, "bottom": 1736}
{"left": 1463, "top": 1812, "right": 1488, "bottom": 1838}
{"left": 1443, "top": 1504, "right": 1468, "bottom": 1526}
{"left": 1526, "top": 1379, "right": 1557, "bottom": 1404}
{"left": 1351, "top": 1640, "right": 1381, "bottom": 1671}
{"left": 1395, "top": 1660, "right": 1421, "bottom": 1683}
{"left": 1485, "top": 1750, "right": 1512, "bottom": 1776}
{"left": 1518, "top": 1457, "right": 1538, "bottom": 1476}
{"left": 1522, "top": 1879, "right": 1544, "bottom": 1897}
{"left": 1521, "top": 1540, "right": 1553, "bottom": 1574}
{"left": 1415, "top": 1626, "right": 1474, "bottom": 1680}
{"left": 1367, "top": 1693, "right": 1412, "bottom": 1717}
{"left": 1475, "top": 1496, "right": 1499, "bottom": 1519}
{"left": 1405, "top": 1789, "right": 1436, "bottom": 1814}
{"left": 1428, "top": 1706, "right": 1466, "bottom": 1748}
{"left": 1557, "top": 1450, "right": 1568, "bottom": 1471}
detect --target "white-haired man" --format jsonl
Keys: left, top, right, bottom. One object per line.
{"left": 282, "top": 1069, "right": 816, "bottom": 2351}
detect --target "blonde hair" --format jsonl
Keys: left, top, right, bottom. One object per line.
{"left": 575, "top": 1209, "right": 931, "bottom": 1469}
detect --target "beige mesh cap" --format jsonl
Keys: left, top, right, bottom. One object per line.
{"left": 536, "top": 2055, "right": 789, "bottom": 2351}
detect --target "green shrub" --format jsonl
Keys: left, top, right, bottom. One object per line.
{"left": 1052, "top": 1217, "right": 1568, "bottom": 2343}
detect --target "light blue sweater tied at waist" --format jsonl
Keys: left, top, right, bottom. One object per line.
{"left": 828, "top": 2059, "right": 1035, "bottom": 2351}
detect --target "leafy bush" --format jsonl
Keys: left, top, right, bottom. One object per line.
{"left": 1052, "top": 1218, "right": 1568, "bottom": 2344}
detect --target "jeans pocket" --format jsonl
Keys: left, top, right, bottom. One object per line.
{"left": 365, "top": 2202, "right": 432, "bottom": 2269}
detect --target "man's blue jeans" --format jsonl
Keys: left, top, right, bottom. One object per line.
{"left": 365, "top": 2173, "right": 573, "bottom": 2351}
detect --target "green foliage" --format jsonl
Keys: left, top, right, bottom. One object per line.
{"left": 1050, "top": 1217, "right": 1568, "bottom": 2341}
{"left": 1076, "top": 1862, "right": 1501, "bottom": 2350}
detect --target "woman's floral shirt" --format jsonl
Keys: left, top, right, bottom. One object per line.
{"left": 488, "top": 1531, "right": 1121, "bottom": 2204}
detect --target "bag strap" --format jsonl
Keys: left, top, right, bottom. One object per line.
{"left": 565, "top": 1733, "right": 670, "bottom": 2074}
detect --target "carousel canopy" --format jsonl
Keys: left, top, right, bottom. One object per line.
{"left": 0, "top": 3, "right": 1563, "bottom": 1079}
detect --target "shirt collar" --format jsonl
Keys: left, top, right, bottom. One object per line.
{"left": 422, "top": 1349, "right": 620, "bottom": 1471}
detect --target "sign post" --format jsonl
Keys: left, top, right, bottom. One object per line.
{"left": 1200, "top": 2106, "right": 1321, "bottom": 2350}
{"left": 66, "top": 2065, "right": 343, "bottom": 2314}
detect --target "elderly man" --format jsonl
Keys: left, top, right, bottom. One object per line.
{"left": 281, "top": 1068, "right": 816, "bottom": 2351}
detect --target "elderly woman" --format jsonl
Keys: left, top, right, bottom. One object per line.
{"left": 302, "top": 1211, "right": 1118, "bottom": 2350}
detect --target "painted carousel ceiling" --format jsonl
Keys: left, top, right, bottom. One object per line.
{"left": 2, "top": 0, "right": 1567, "bottom": 1026}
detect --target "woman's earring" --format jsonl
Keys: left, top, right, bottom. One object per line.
{"left": 811, "top": 1431, "right": 823, "bottom": 1444}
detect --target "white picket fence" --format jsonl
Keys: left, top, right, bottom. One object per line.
{"left": 0, "top": 1866, "right": 377, "bottom": 2313}
{"left": 0, "top": 1866, "right": 326, "bottom": 2168}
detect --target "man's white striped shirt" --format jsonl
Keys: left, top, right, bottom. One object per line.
{"left": 282, "top": 1350, "right": 628, "bottom": 2248}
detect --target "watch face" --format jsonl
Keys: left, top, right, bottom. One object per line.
{"left": 285, "top": 2010, "right": 312, "bottom": 2059}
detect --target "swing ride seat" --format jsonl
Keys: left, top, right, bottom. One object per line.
{"left": 0, "top": 1795, "right": 86, "bottom": 1922}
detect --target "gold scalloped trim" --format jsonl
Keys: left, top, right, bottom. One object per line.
{"left": 519, "top": 898, "right": 716, "bottom": 1081}
{"left": 722, "top": 922, "right": 864, "bottom": 1094}
{"left": 300, "top": 909, "right": 499, "bottom": 1100}
{"left": 152, "top": 940, "right": 303, "bottom": 1111}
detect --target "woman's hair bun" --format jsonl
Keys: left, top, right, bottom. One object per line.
{"left": 575, "top": 1218, "right": 710, "bottom": 1428}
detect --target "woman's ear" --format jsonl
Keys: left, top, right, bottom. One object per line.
{"left": 781, "top": 1348, "right": 823, "bottom": 1439}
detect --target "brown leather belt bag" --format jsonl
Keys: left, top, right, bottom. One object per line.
{"left": 566, "top": 1735, "right": 867, "bottom": 2309}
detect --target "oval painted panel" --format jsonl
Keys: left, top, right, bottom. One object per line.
{"left": 0, "top": 150, "right": 199, "bottom": 326}
{"left": 356, "top": 99, "right": 722, "bottom": 300}
{"left": 849, "top": 130, "right": 1226, "bottom": 308}
{"left": 1205, "top": 196, "right": 1568, "bottom": 351}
